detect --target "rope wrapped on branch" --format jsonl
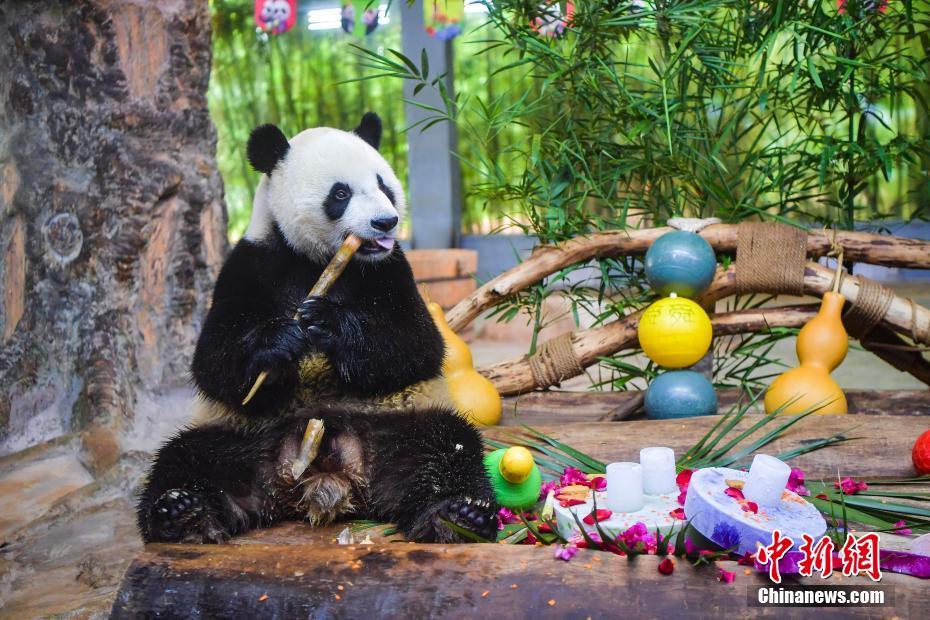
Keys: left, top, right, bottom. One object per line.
{"left": 478, "top": 262, "right": 930, "bottom": 396}
{"left": 735, "top": 221, "right": 807, "bottom": 296}
{"left": 446, "top": 225, "right": 930, "bottom": 333}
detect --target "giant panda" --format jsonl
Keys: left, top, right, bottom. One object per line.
{"left": 136, "top": 113, "right": 499, "bottom": 544}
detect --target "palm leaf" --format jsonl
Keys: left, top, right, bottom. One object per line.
{"left": 521, "top": 425, "right": 607, "bottom": 471}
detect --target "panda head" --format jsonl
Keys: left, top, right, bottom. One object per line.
{"left": 243, "top": 112, "right": 405, "bottom": 263}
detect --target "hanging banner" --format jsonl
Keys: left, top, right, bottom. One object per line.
{"left": 424, "top": 0, "right": 464, "bottom": 40}
{"left": 254, "top": 0, "right": 297, "bottom": 34}
{"left": 341, "top": 0, "right": 380, "bottom": 36}
{"left": 531, "top": 1, "right": 574, "bottom": 38}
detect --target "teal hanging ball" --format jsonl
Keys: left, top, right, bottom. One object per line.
{"left": 645, "top": 370, "right": 718, "bottom": 419}
{"left": 644, "top": 230, "right": 717, "bottom": 298}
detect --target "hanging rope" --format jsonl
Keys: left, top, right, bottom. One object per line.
{"left": 528, "top": 332, "right": 583, "bottom": 388}
{"left": 735, "top": 222, "right": 807, "bottom": 295}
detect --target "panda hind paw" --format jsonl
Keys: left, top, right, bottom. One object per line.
{"left": 422, "top": 496, "right": 499, "bottom": 543}
{"left": 146, "top": 488, "right": 229, "bottom": 544}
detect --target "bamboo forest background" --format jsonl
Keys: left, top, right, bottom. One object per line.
{"left": 209, "top": 0, "right": 533, "bottom": 239}
{"left": 209, "top": 1, "right": 930, "bottom": 242}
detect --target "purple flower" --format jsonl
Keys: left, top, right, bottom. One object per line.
{"left": 787, "top": 467, "right": 810, "bottom": 496}
{"left": 553, "top": 543, "right": 579, "bottom": 561}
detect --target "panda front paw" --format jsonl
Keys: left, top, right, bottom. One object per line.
{"left": 408, "top": 496, "right": 499, "bottom": 543}
{"left": 145, "top": 489, "right": 230, "bottom": 544}
{"left": 297, "top": 296, "right": 342, "bottom": 351}
{"left": 245, "top": 320, "right": 307, "bottom": 385}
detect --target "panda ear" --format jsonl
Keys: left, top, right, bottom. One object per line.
{"left": 247, "top": 124, "right": 290, "bottom": 175}
{"left": 353, "top": 112, "right": 382, "bottom": 150}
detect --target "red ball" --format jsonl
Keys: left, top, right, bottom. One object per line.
{"left": 914, "top": 429, "right": 930, "bottom": 475}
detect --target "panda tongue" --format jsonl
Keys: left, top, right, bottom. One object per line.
{"left": 374, "top": 236, "right": 395, "bottom": 250}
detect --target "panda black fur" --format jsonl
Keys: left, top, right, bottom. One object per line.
{"left": 136, "top": 113, "right": 498, "bottom": 544}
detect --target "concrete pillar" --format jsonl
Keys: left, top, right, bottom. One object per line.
{"left": 400, "top": 1, "right": 462, "bottom": 249}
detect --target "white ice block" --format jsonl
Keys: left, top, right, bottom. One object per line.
{"left": 640, "top": 447, "right": 677, "bottom": 495}
{"left": 743, "top": 454, "right": 792, "bottom": 507}
{"left": 683, "top": 466, "right": 825, "bottom": 555}
{"left": 606, "top": 462, "right": 644, "bottom": 513}
{"left": 554, "top": 490, "right": 681, "bottom": 542}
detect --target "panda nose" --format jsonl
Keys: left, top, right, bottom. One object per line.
{"left": 370, "top": 216, "right": 398, "bottom": 232}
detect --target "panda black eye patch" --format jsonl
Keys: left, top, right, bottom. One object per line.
{"left": 377, "top": 174, "right": 395, "bottom": 205}
{"left": 324, "top": 182, "right": 353, "bottom": 220}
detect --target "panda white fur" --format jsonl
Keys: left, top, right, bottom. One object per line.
{"left": 136, "top": 113, "right": 498, "bottom": 544}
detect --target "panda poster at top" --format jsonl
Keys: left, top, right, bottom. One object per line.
{"left": 255, "top": 0, "right": 297, "bottom": 34}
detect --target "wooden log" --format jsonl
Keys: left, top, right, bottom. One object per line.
{"left": 111, "top": 415, "right": 928, "bottom": 617}
{"left": 858, "top": 325, "right": 930, "bottom": 386}
{"left": 447, "top": 225, "right": 930, "bottom": 332}
{"left": 483, "top": 263, "right": 930, "bottom": 395}
{"left": 486, "top": 415, "right": 926, "bottom": 479}
{"left": 111, "top": 542, "right": 927, "bottom": 618}
{"left": 499, "top": 389, "right": 930, "bottom": 425}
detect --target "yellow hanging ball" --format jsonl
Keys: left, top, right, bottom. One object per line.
{"left": 637, "top": 296, "right": 713, "bottom": 368}
{"left": 499, "top": 446, "right": 535, "bottom": 484}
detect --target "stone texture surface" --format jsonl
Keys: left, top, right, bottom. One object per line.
{"left": 0, "top": 0, "right": 227, "bottom": 457}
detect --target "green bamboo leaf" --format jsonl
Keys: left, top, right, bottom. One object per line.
{"left": 521, "top": 425, "right": 607, "bottom": 471}
{"left": 807, "top": 58, "right": 823, "bottom": 89}
{"left": 439, "top": 518, "right": 492, "bottom": 543}
{"left": 501, "top": 526, "right": 529, "bottom": 544}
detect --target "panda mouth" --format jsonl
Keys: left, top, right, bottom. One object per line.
{"left": 357, "top": 236, "right": 395, "bottom": 255}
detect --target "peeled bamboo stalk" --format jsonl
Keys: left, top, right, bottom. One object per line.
{"left": 447, "top": 226, "right": 930, "bottom": 332}
{"left": 481, "top": 263, "right": 930, "bottom": 396}
{"left": 242, "top": 235, "right": 362, "bottom": 405}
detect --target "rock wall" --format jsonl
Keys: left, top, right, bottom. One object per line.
{"left": 0, "top": 0, "right": 227, "bottom": 467}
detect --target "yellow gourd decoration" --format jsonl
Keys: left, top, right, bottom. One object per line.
{"left": 765, "top": 291, "right": 848, "bottom": 415}
{"left": 427, "top": 302, "right": 502, "bottom": 426}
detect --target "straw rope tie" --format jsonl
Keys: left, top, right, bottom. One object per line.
{"left": 910, "top": 298, "right": 930, "bottom": 346}
{"left": 735, "top": 222, "right": 807, "bottom": 296}
{"left": 528, "top": 332, "right": 583, "bottom": 387}
{"left": 843, "top": 276, "right": 895, "bottom": 340}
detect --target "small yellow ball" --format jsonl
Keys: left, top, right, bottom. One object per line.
{"left": 499, "top": 446, "right": 535, "bottom": 484}
{"left": 637, "top": 296, "right": 713, "bottom": 368}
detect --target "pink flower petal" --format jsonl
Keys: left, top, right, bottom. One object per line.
{"left": 539, "top": 480, "right": 560, "bottom": 500}
{"left": 835, "top": 477, "right": 868, "bottom": 495}
{"left": 669, "top": 507, "right": 686, "bottom": 520}
{"left": 582, "top": 509, "right": 612, "bottom": 525}
{"left": 787, "top": 467, "right": 810, "bottom": 496}
{"left": 893, "top": 520, "right": 913, "bottom": 536}
{"left": 658, "top": 557, "right": 675, "bottom": 575}
{"left": 724, "top": 487, "right": 745, "bottom": 501}
{"left": 685, "top": 538, "right": 698, "bottom": 555}
{"left": 560, "top": 467, "right": 589, "bottom": 487}
{"left": 718, "top": 568, "right": 736, "bottom": 584}
{"left": 553, "top": 543, "right": 579, "bottom": 561}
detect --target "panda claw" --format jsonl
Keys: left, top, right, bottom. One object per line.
{"left": 430, "top": 495, "right": 499, "bottom": 543}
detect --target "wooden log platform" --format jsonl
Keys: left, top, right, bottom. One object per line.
{"left": 500, "top": 389, "right": 930, "bottom": 425}
{"left": 111, "top": 405, "right": 930, "bottom": 618}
